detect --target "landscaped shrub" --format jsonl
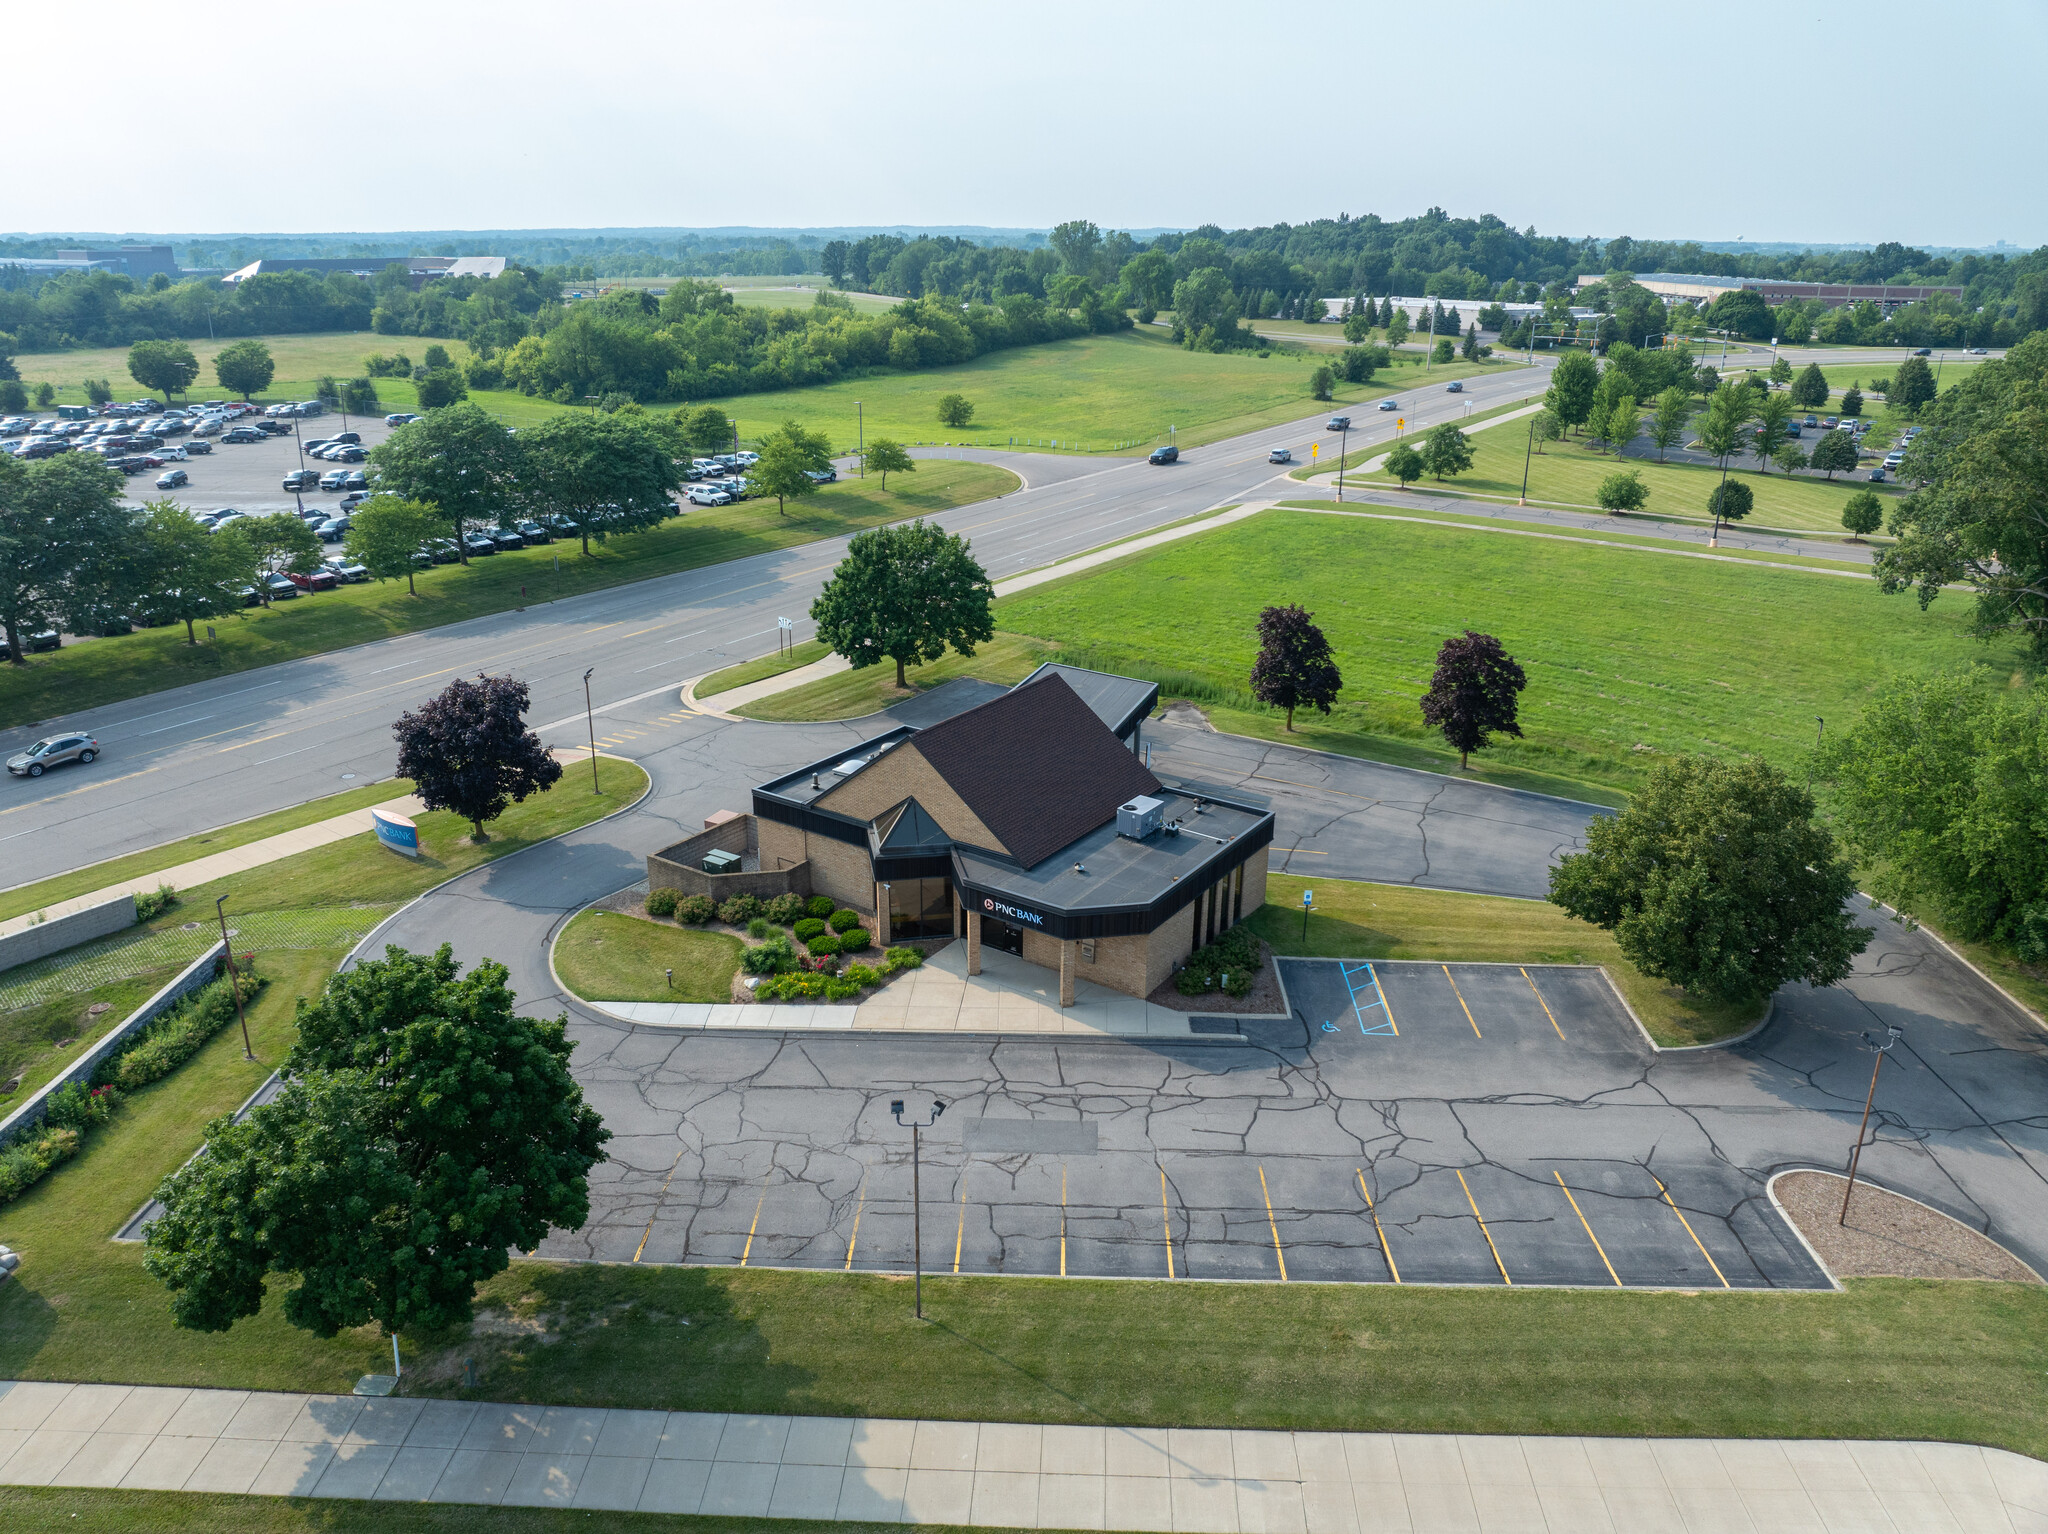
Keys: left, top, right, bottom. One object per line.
{"left": 645, "top": 889, "right": 679, "bottom": 918}
{"left": 755, "top": 970, "right": 831, "bottom": 1001}
{"left": 882, "top": 946, "right": 924, "bottom": 973}
{"left": 763, "top": 893, "right": 806, "bottom": 926}
{"left": 0, "top": 1127, "right": 80, "bottom": 1205}
{"left": 842, "top": 963, "right": 880, "bottom": 988}
{"left": 806, "top": 933, "right": 841, "bottom": 957}
{"left": 827, "top": 909, "right": 864, "bottom": 934}
{"left": 739, "top": 935, "right": 799, "bottom": 976}
{"left": 836, "top": 928, "right": 872, "bottom": 953}
{"left": 717, "top": 894, "right": 762, "bottom": 926}
{"left": 677, "top": 894, "right": 714, "bottom": 925}
{"left": 793, "top": 918, "right": 828, "bottom": 942}
{"left": 1174, "top": 926, "right": 1263, "bottom": 995}
{"left": 747, "top": 917, "right": 773, "bottom": 940}
{"left": 825, "top": 977, "right": 862, "bottom": 1001}
{"left": 133, "top": 884, "right": 178, "bottom": 921}
{"left": 44, "top": 1082, "right": 121, "bottom": 1132}
{"left": 100, "top": 967, "right": 264, "bottom": 1093}
{"left": 805, "top": 895, "right": 836, "bottom": 919}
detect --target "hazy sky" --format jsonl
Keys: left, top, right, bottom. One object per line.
{"left": 12, "top": 0, "right": 2044, "bottom": 248}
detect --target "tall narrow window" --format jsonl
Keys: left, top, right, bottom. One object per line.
{"left": 1230, "top": 862, "right": 1244, "bottom": 926}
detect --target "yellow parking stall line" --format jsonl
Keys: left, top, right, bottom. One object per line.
{"left": 633, "top": 1148, "right": 689, "bottom": 1263}
{"left": 739, "top": 1165, "right": 773, "bottom": 1266}
{"left": 1455, "top": 1169, "right": 1511, "bottom": 1284}
{"left": 1442, "top": 965, "right": 1482, "bottom": 1038}
{"left": 1059, "top": 1163, "right": 1069, "bottom": 1277}
{"left": 1257, "top": 1165, "right": 1289, "bottom": 1281}
{"left": 1655, "top": 1175, "right": 1731, "bottom": 1288}
{"left": 953, "top": 1165, "right": 968, "bottom": 1273}
{"left": 1159, "top": 1165, "right": 1176, "bottom": 1279}
{"left": 1355, "top": 1169, "right": 1400, "bottom": 1284}
{"left": 843, "top": 1171, "right": 868, "bottom": 1270}
{"left": 1521, "top": 967, "right": 1566, "bottom": 1041}
{"left": 1553, "top": 1172, "right": 1621, "bottom": 1286}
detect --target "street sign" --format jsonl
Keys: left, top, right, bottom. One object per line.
{"left": 1397, "top": 418, "right": 1405, "bottom": 430}
{"left": 1310, "top": 442, "right": 1319, "bottom": 458}
{"left": 1302, "top": 889, "right": 1313, "bottom": 906}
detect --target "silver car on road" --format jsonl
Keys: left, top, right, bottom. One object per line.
{"left": 7, "top": 733, "right": 98, "bottom": 777}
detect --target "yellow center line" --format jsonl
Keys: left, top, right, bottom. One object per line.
{"left": 1655, "top": 1175, "right": 1731, "bottom": 1288}
{"left": 1257, "top": 1164, "right": 1288, "bottom": 1281}
{"left": 1455, "top": 1169, "right": 1511, "bottom": 1284}
{"left": 215, "top": 731, "right": 288, "bottom": 754}
{"left": 1521, "top": 967, "right": 1565, "bottom": 1040}
{"left": 1059, "top": 1163, "right": 1068, "bottom": 1277}
{"left": 739, "top": 1166, "right": 773, "bottom": 1266}
{"left": 842, "top": 1171, "right": 868, "bottom": 1270}
{"left": 1159, "top": 1165, "right": 1176, "bottom": 1279}
{"left": 1554, "top": 1171, "right": 1621, "bottom": 1286}
{"left": 1442, "top": 965, "right": 1482, "bottom": 1038}
{"left": 633, "top": 1148, "right": 689, "bottom": 1263}
{"left": 1355, "top": 1170, "right": 1400, "bottom": 1284}
{"left": 953, "top": 1163, "right": 968, "bottom": 1274}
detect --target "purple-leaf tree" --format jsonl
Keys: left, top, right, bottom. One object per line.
{"left": 393, "top": 674, "right": 563, "bottom": 841}
{"left": 1420, "top": 630, "right": 1527, "bottom": 769}
{"left": 1249, "top": 604, "right": 1343, "bottom": 732}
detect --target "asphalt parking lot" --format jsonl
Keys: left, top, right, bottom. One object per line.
{"left": 125, "top": 413, "right": 395, "bottom": 519}
{"left": 554, "top": 958, "right": 1830, "bottom": 1291}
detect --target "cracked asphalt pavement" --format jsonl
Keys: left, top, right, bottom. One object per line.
{"left": 355, "top": 699, "right": 2048, "bottom": 1289}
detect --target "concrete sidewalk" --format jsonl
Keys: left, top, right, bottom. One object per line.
{"left": 2, "top": 1382, "right": 2041, "bottom": 1529}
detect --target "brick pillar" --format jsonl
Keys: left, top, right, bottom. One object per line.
{"left": 874, "top": 883, "right": 891, "bottom": 947}
{"left": 1059, "top": 939, "right": 1076, "bottom": 1008}
{"left": 967, "top": 910, "right": 982, "bottom": 975}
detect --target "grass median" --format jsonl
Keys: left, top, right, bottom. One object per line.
{"left": 732, "top": 634, "right": 1058, "bottom": 722}
{"left": 552, "top": 911, "right": 742, "bottom": 1004}
{"left": 0, "top": 462, "right": 1015, "bottom": 730}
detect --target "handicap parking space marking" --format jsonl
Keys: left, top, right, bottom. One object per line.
{"left": 1342, "top": 960, "right": 1399, "bottom": 1035}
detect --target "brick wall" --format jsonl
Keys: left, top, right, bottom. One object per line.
{"left": 0, "top": 893, "right": 135, "bottom": 971}
{"left": 646, "top": 815, "right": 810, "bottom": 904}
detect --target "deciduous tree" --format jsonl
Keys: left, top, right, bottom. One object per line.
{"left": 0, "top": 453, "right": 131, "bottom": 663}
{"left": 1708, "top": 478, "right": 1754, "bottom": 531}
{"left": 1384, "top": 441, "right": 1423, "bottom": 487}
{"left": 1420, "top": 423, "right": 1473, "bottom": 480}
{"left": 1308, "top": 365, "right": 1335, "bottom": 402}
{"left": 936, "top": 393, "right": 975, "bottom": 428}
{"left": 521, "top": 411, "right": 680, "bottom": 553}
{"left": 1752, "top": 392, "right": 1795, "bottom": 471}
{"left": 368, "top": 403, "right": 524, "bottom": 564}
{"left": 1841, "top": 490, "right": 1883, "bottom": 540}
{"left": 213, "top": 339, "right": 275, "bottom": 400}
{"left": 1809, "top": 429, "right": 1858, "bottom": 479}
{"left": 392, "top": 673, "right": 563, "bottom": 840}
{"left": 810, "top": 520, "right": 994, "bottom": 689}
{"left": 862, "top": 438, "right": 915, "bottom": 489}
{"left": 1248, "top": 604, "right": 1342, "bottom": 732}
{"left": 1648, "top": 387, "right": 1690, "bottom": 460}
{"left": 685, "top": 405, "right": 734, "bottom": 456}
{"left": 344, "top": 497, "right": 443, "bottom": 595}
{"left": 139, "top": 501, "right": 258, "bottom": 642}
{"left": 1549, "top": 755, "right": 1870, "bottom": 1002}
{"left": 1420, "top": 630, "right": 1526, "bottom": 769}
{"left": 1596, "top": 468, "right": 1648, "bottom": 513}
{"left": 127, "top": 339, "right": 199, "bottom": 402}
{"left": 1545, "top": 350, "right": 1598, "bottom": 433}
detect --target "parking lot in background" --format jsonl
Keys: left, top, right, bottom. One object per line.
{"left": 559, "top": 959, "right": 1831, "bottom": 1291}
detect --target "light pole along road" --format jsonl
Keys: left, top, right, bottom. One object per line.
{"left": 0, "top": 360, "right": 1557, "bottom": 887}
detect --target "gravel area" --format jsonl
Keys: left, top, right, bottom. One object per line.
{"left": 1776, "top": 1170, "right": 2042, "bottom": 1283}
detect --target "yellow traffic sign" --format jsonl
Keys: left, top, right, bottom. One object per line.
{"left": 1397, "top": 418, "right": 1405, "bottom": 429}
{"left": 1310, "top": 442, "right": 1319, "bottom": 458}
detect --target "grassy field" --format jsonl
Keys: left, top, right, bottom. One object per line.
{"left": 1350, "top": 412, "right": 1901, "bottom": 532}
{"left": 986, "top": 508, "right": 1995, "bottom": 797}
{"left": 1253, "top": 875, "right": 1755, "bottom": 1046}
{"left": 0, "top": 779, "right": 413, "bottom": 923}
{"left": 12, "top": 332, "right": 450, "bottom": 413}
{"left": 734, "top": 634, "right": 1059, "bottom": 722}
{"left": 0, "top": 461, "right": 1014, "bottom": 729}
{"left": 552, "top": 911, "right": 742, "bottom": 1003}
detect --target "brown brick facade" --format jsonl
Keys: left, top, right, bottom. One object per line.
{"left": 646, "top": 815, "right": 810, "bottom": 904}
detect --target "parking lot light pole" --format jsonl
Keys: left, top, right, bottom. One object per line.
{"left": 582, "top": 668, "right": 599, "bottom": 793}
{"left": 890, "top": 1096, "right": 947, "bottom": 1318}
{"left": 1519, "top": 413, "right": 1537, "bottom": 505}
{"left": 1840, "top": 1023, "right": 1904, "bottom": 1224}
{"left": 215, "top": 896, "right": 254, "bottom": 1060}
{"left": 1335, "top": 420, "right": 1348, "bottom": 502}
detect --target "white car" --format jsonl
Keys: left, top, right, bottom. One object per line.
{"left": 732, "top": 450, "right": 760, "bottom": 466}
{"left": 686, "top": 487, "right": 732, "bottom": 507}
{"left": 153, "top": 444, "right": 189, "bottom": 461}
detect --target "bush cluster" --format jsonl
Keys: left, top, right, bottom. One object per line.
{"left": 746, "top": 917, "right": 773, "bottom": 940}
{"left": 826, "top": 908, "right": 864, "bottom": 934}
{"left": 762, "top": 892, "right": 806, "bottom": 926}
{"left": 0, "top": 1127, "right": 80, "bottom": 1205}
{"left": 644, "top": 888, "right": 679, "bottom": 918}
{"left": 45, "top": 1082, "right": 121, "bottom": 1132}
{"left": 793, "top": 918, "right": 828, "bottom": 942}
{"left": 881, "top": 945, "right": 923, "bottom": 975}
{"left": 1174, "top": 926, "right": 1263, "bottom": 997}
{"left": 837, "top": 928, "right": 871, "bottom": 954}
{"left": 677, "top": 894, "right": 715, "bottom": 924}
{"left": 101, "top": 966, "right": 264, "bottom": 1093}
{"left": 750, "top": 945, "right": 921, "bottom": 1002}
{"left": 806, "top": 933, "right": 841, "bottom": 958}
{"left": 739, "top": 935, "right": 799, "bottom": 976}
{"left": 132, "top": 884, "right": 178, "bottom": 922}
{"left": 717, "top": 894, "right": 762, "bottom": 926}
{"left": 805, "top": 896, "right": 836, "bottom": 920}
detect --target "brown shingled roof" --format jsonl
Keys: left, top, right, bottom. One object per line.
{"left": 909, "top": 672, "right": 1161, "bottom": 868}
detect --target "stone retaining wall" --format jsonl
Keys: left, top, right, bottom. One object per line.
{"left": 0, "top": 893, "right": 135, "bottom": 972}
{"left": 647, "top": 815, "right": 809, "bottom": 904}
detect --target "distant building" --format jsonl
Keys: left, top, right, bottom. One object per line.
{"left": 221, "top": 255, "right": 506, "bottom": 288}
{"left": 1582, "top": 272, "right": 1963, "bottom": 311}
{"left": 0, "top": 245, "right": 179, "bottom": 280}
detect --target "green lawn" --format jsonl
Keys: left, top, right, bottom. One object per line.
{"left": 0, "top": 970, "right": 180, "bottom": 1107}
{"left": 988, "top": 508, "right": 1997, "bottom": 797}
{"left": 0, "top": 779, "right": 414, "bottom": 924}
{"left": 734, "top": 634, "right": 1059, "bottom": 722}
{"left": 696, "top": 638, "right": 833, "bottom": 698}
{"left": 552, "top": 911, "right": 743, "bottom": 1003}
{"left": 1352, "top": 415, "right": 1897, "bottom": 533}
{"left": 1252, "top": 875, "right": 1756, "bottom": 1047}
{"left": 0, "top": 462, "right": 1014, "bottom": 729}
{"left": 13, "top": 332, "right": 450, "bottom": 414}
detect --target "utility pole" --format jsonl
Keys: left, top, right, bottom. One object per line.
{"left": 1840, "top": 1024, "right": 1904, "bottom": 1224}
{"left": 1335, "top": 420, "right": 1348, "bottom": 502}
{"left": 215, "top": 896, "right": 254, "bottom": 1060}
{"left": 1519, "top": 414, "right": 1537, "bottom": 506}
{"left": 582, "top": 668, "right": 599, "bottom": 792}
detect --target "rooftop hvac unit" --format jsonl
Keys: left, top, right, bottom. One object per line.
{"left": 1117, "top": 795, "right": 1165, "bottom": 840}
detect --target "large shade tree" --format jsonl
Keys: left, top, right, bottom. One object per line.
{"left": 1249, "top": 604, "right": 1342, "bottom": 732}
{"left": 520, "top": 411, "right": 680, "bottom": 554}
{"left": 393, "top": 673, "right": 563, "bottom": 840}
{"left": 1420, "top": 630, "right": 1526, "bottom": 770}
{"left": 367, "top": 403, "right": 525, "bottom": 564}
{"left": 810, "top": 519, "right": 994, "bottom": 689}
{"left": 127, "top": 338, "right": 200, "bottom": 402}
{"left": 0, "top": 453, "right": 132, "bottom": 663}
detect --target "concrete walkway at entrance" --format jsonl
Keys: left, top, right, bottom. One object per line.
{"left": 0, "top": 792, "right": 423, "bottom": 942}
{"left": 589, "top": 942, "right": 1239, "bottom": 1038}
{"left": 3, "top": 1382, "right": 2042, "bottom": 1530}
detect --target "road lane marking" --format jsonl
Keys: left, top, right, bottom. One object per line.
{"left": 1655, "top": 1175, "right": 1731, "bottom": 1288}
{"left": 1355, "top": 1170, "right": 1399, "bottom": 1284}
{"left": 740, "top": 1166, "right": 773, "bottom": 1266}
{"left": 1455, "top": 1169, "right": 1511, "bottom": 1284}
{"left": 1258, "top": 1164, "right": 1288, "bottom": 1281}
{"left": 1159, "top": 1165, "right": 1176, "bottom": 1279}
{"left": 1442, "top": 965, "right": 1482, "bottom": 1038}
{"left": 843, "top": 1171, "right": 868, "bottom": 1270}
{"left": 1521, "top": 967, "right": 1565, "bottom": 1040}
{"left": 633, "top": 1148, "right": 690, "bottom": 1263}
{"left": 1554, "top": 1171, "right": 1621, "bottom": 1286}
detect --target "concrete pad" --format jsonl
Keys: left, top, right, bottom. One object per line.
{"left": 118, "top": 1432, "right": 211, "bottom": 1490}
{"left": 771, "top": 1461, "right": 849, "bottom": 1519}
{"left": 699, "top": 1457, "right": 778, "bottom": 1515}
{"left": 976, "top": 1421, "right": 1043, "bottom": 1472}
{"left": 402, "top": 1400, "right": 479, "bottom": 1449}
{"left": 532, "top": 1406, "right": 607, "bottom": 1455}
{"left": 101, "top": 1387, "right": 190, "bottom": 1438}
{"left": 1988, "top": 1450, "right": 2048, "bottom": 1516}
{"left": 1042, "top": 1423, "right": 1108, "bottom": 1476}
{"left": 161, "top": 1387, "right": 248, "bottom": 1439}
{"left": 284, "top": 1395, "right": 363, "bottom": 1444}
{"left": 1712, "top": 1437, "right": 1804, "bottom": 1491}
{"left": 39, "top": 1384, "right": 132, "bottom": 1435}
{"left": 1517, "top": 1436, "right": 1597, "bottom": 1488}
{"left": 345, "top": 1397, "right": 426, "bottom": 1446}
{"left": 53, "top": 1432, "right": 155, "bottom": 1489}
{"left": 1300, "top": 1479, "right": 1362, "bottom": 1534}
{"left": 573, "top": 1455, "right": 654, "bottom": 1511}
{"left": 1735, "top": 1486, "right": 1825, "bottom": 1531}
{"left": 502, "top": 1450, "right": 587, "bottom": 1506}
{"left": 1651, "top": 1436, "right": 1735, "bottom": 1489}
{"left": 1292, "top": 1434, "right": 1351, "bottom": 1485}
{"left": 1593, "top": 1484, "right": 1685, "bottom": 1533}
{"left": 183, "top": 1433, "right": 282, "bottom": 1494}
{"left": 1846, "top": 1440, "right": 1937, "bottom": 1494}
{"left": 1464, "top": 1482, "right": 1546, "bottom": 1534}
{"left": 718, "top": 1412, "right": 793, "bottom": 1462}
{"left": 221, "top": 1392, "right": 310, "bottom": 1441}
{"left": 250, "top": 1441, "right": 337, "bottom": 1497}
{"left": 1171, "top": 1474, "right": 1242, "bottom": 1532}
{"left": 460, "top": 1402, "right": 544, "bottom": 1453}
{"left": 1340, "top": 1435, "right": 1402, "bottom": 1484}
{"left": 836, "top": 1464, "right": 908, "bottom": 1521}
{"left": 912, "top": 1418, "right": 981, "bottom": 1471}
{"left": 1038, "top": 1471, "right": 1107, "bottom": 1530}
{"left": 592, "top": 1408, "right": 667, "bottom": 1460}
{"left": 1668, "top": 1484, "right": 1760, "bottom": 1533}
{"left": 1455, "top": 1438, "right": 1531, "bottom": 1489}
{"left": 4, "top": 1430, "right": 93, "bottom": 1486}
{"left": 1532, "top": 1484, "right": 1615, "bottom": 1533}
{"left": 1351, "top": 1483, "right": 1412, "bottom": 1534}
{"left": 1169, "top": 1427, "right": 1235, "bottom": 1478}
{"left": 1237, "top": 1478, "right": 1308, "bottom": 1534}
{"left": 1780, "top": 1439, "right": 1872, "bottom": 1492}
{"left": 637, "top": 1456, "right": 712, "bottom": 1514}
{"left": 780, "top": 1414, "right": 855, "bottom": 1466}
{"left": 1577, "top": 1436, "right": 1664, "bottom": 1488}
{"left": 1108, "top": 1427, "right": 1173, "bottom": 1477}
{"left": 902, "top": 1466, "right": 975, "bottom": 1523}
{"left": 312, "top": 1441, "right": 399, "bottom": 1498}
{"left": 372, "top": 1444, "right": 454, "bottom": 1500}
{"left": 1392, "top": 1436, "right": 1468, "bottom": 1487}
{"left": 1231, "top": 1429, "right": 1300, "bottom": 1482}
{"left": 1106, "top": 1473, "right": 1176, "bottom": 1532}
{"left": 428, "top": 1448, "right": 520, "bottom": 1506}
{"left": 657, "top": 1411, "right": 727, "bottom": 1460}
{"left": 0, "top": 1382, "right": 76, "bottom": 1430}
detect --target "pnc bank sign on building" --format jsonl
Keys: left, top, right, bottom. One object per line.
{"left": 750, "top": 665, "right": 1273, "bottom": 1005}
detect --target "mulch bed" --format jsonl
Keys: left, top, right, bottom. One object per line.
{"left": 1146, "top": 939, "right": 1288, "bottom": 1016}
{"left": 1775, "top": 1170, "right": 2041, "bottom": 1283}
